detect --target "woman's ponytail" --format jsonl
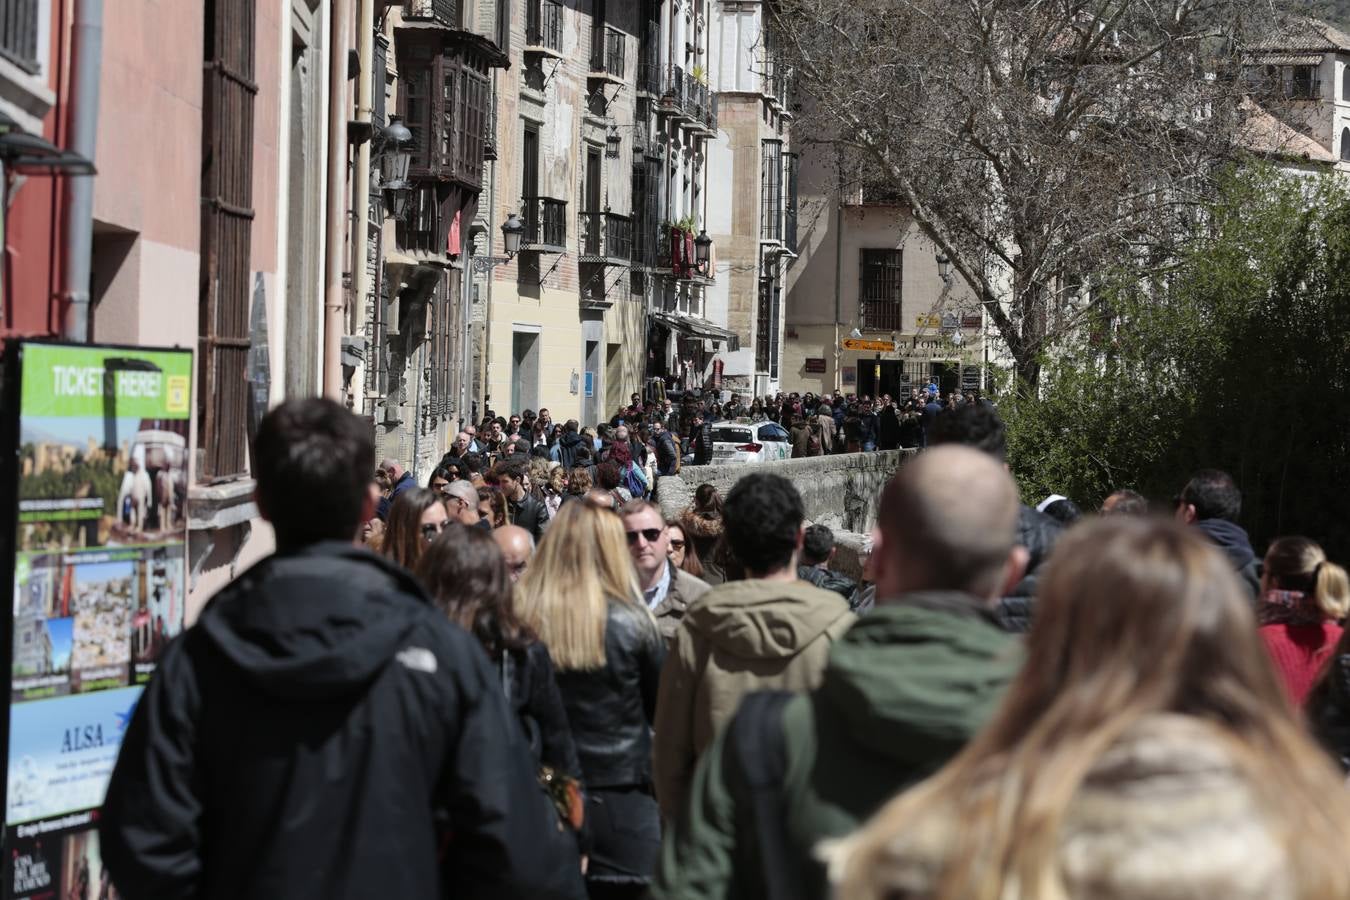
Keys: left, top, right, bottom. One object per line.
{"left": 1314, "top": 560, "right": 1350, "bottom": 621}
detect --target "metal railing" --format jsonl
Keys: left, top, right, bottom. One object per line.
{"left": 526, "top": 0, "right": 564, "bottom": 52}
{"left": 522, "top": 196, "right": 567, "bottom": 247}
{"left": 704, "top": 93, "right": 719, "bottom": 132}
{"left": 579, "top": 211, "right": 634, "bottom": 262}
{"left": 591, "top": 25, "right": 625, "bottom": 78}
{"left": 0, "top": 0, "right": 39, "bottom": 74}
{"left": 404, "top": 0, "right": 459, "bottom": 26}
{"left": 637, "top": 58, "right": 661, "bottom": 94}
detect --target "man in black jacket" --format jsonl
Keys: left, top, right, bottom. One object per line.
{"left": 930, "top": 402, "right": 1062, "bottom": 633}
{"left": 653, "top": 420, "right": 679, "bottom": 476}
{"left": 100, "top": 398, "right": 584, "bottom": 900}
{"left": 1175, "top": 468, "right": 1261, "bottom": 600}
{"left": 499, "top": 458, "right": 550, "bottom": 540}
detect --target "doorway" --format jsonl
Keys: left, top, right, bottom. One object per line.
{"left": 512, "top": 330, "right": 540, "bottom": 414}
{"left": 931, "top": 361, "right": 960, "bottom": 395}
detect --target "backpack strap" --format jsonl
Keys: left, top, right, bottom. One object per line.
{"left": 727, "top": 690, "right": 801, "bottom": 900}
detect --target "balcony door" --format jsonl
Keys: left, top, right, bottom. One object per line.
{"left": 582, "top": 146, "right": 602, "bottom": 253}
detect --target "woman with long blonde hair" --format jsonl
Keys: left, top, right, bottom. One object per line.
{"left": 516, "top": 501, "right": 665, "bottom": 899}
{"left": 831, "top": 517, "right": 1350, "bottom": 900}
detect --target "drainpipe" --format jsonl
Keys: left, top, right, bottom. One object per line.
{"left": 60, "top": 0, "right": 103, "bottom": 342}
{"left": 350, "top": 0, "right": 374, "bottom": 371}
{"left": 831, "top": 196, "right": 843, "bottom": 392}
{"left": 323, "top": 0, "right": 352, "bottom": 399}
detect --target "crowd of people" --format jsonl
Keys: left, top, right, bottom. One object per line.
{"left": 94, "top": 395, "right": 1350, "bottom": 900}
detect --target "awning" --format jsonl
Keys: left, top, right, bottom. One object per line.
{"left": 651, "top": 311, "right": 741, "bottom": 351}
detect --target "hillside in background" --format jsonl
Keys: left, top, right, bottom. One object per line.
{"left": 1300, "top": 0, "right": 1350, "bottom": 29}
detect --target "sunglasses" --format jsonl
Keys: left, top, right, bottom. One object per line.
{"left": 421, "top": 520, "right": 451, "bottom": 542}
{"left": 669, "top": 539, "right": 686, "bottom": 550}
{"left": 625, "top": 528, "right": 664, "bottom": 545}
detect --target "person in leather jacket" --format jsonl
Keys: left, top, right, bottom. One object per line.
{"left": 516, "top": 502, "right": 666, "bottom": 899}
{"left": 498, "top": 459, "right": 550, "bottom": 541}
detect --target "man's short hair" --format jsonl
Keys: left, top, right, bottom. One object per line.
{"left": 563, "top": 419, "right": 579, "bottom": 434}
{"left": 1180, "top": 469, "right": 1242, "bottom": 522}
{"left": 444, "top": 480, "right": 479, "bottom": 506}
{"left": 462, "top": 452, "right": 486, "bottom": 474}
{"left": 929, "top": 403, "right": 1007, "bottom": 461}
{"left": 878, "top": 446, "right": 1019, "bottom": 596}
{"left": 801, "top": 524, "right": 835, "bottom": 567}
{"left": 620, "top": 499, "right": 662, "bottom": 520}
{"left": 254, "top": 398, "right": 374, "bottom": 549}
{"left": 512, "top": 437, "right": 532, "bottom": 456}
{"left": 499, "top": 459, "right": 528, "bottom": 483}
{"left": 723, "top": 473, "right": 805, "bottom": 575}
{"left": 1102, "top": 489, "right": 1148, "bottom": 516}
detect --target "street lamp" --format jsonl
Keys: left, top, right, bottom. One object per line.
{"left": 694, "top": 229, "right": 713, "bottom": 272}
{"left": 501, "top": 212, "right": 525, "bottom": 259}
{"left": 935, "top": 251, "right": 952, "bottom": 284}
{"left": 380, "top": 116, "right": 414, "bottom": 221}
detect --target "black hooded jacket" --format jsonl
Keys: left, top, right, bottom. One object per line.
{"left": 1194, "top": 517, "right": 1261, "bottom": 600}
{"left": 99, "top": 543, "right": 585, "bottom": 900}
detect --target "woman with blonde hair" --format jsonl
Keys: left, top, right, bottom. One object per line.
{"left": 516, "top": 501, "right": 665, "bottom": 899}
{"left": 1258, "top": 536, "right": 1349, "bottom": 705}
{"left": 831, "top": 517, "right": 1350, "bottom": 900}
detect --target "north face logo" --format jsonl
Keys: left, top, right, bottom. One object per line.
{"left": 395, "top": 647, "right": 437, "bottom": 673}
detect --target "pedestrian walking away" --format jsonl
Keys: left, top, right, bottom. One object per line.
{"left": 99, "top": 398, "right": 585, "bottom": 900}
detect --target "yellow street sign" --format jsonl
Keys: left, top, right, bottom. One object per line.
{"left": 841, "top": 338, "right": 895, "bottom": 352}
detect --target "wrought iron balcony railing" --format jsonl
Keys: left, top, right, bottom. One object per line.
{"left": 404, "top": 0, "right": 459, "bottom": 27}
{"left": 522, "top": 196, "right": 567, "bottom": 248}
{"left": 579, "top": 211, "right": 634, "bottom": 263}
{"left": 590, "top": 25, "right": 625, "bottom": 78}
{"left": 526, "top": 0, "right": 563, "bottom": 52}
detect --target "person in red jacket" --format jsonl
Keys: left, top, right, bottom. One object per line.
{"left": 1258, "top": 536, "right": 1350, "bottom": 705}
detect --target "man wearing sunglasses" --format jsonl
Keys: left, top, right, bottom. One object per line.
{"left": 621, "top": 500, "right": 709, "bottom": 645}
{"left": 442, "top": 480, "right": 481, "bottom": 528}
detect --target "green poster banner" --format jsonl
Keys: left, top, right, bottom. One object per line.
{"left": 19, "top": 344, "right": 192, "bottom": 420}
{"left": 4, "top": 341, "right": 194, "bottom": 900}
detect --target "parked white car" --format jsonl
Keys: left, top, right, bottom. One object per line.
{"left": 710, "top": 420, "right": 792, "bottom": 464}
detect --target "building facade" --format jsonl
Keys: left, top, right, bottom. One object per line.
{"left": 782, "top": 144, "right": 987, "bottom": 399}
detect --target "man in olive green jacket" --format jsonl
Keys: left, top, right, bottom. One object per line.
{"left": 653, "top": 447, "right": 1029, "bottom": 899}
{"left": 652, "top": 473, "right": 854, "bottom": 821}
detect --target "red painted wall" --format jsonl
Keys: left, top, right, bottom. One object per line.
{"left": 2, "top": 0, "right": 70, "bottom": 340}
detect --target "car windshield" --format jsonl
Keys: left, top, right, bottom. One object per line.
{"left": 711, "top": 427, "right": 753, "bottom": 444}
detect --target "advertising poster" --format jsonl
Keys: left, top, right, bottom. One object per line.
{"left": 3, "top": 342, "right": 191, "bottom": 900}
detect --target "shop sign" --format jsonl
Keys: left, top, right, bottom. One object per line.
{"left": 841, "top": 339, "right": 895, "bottom": 352}
{"left": 803, "top": 358, "right": 827, "bottom": 374}
{"left": 2, "top": 342, "right": 193, "bottom": 900}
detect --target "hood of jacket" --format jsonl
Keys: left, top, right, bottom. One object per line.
{"left": 680, "top": 509, "right": 724, "bottom": 540}
{"left": 1195, "top": 518, "right": 1256, "bottom": 570}
{"left": 558, "top": 431, "right": 586, "bottom": 452}
{"left": 198, "top": 542, "right": 432, "bottom": 701}
{"left": 818, "top": 593, "right": 1023, "bottom": 766}
{"left": 684, "top": 578, "right": 851, "bottom": 660}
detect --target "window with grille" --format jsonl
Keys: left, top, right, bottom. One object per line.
{"left": 784, "top": 152, "right": 799, "bottom": 249}
{"left": 860, "top": 249, "right": 903, "bottom": 330}
{"left": 756, "top": 279, "right": 771, "bottom": 372}
{"left": 198, "top": 0, "right": 257, "bottom": 481}
{"left": 458, "top": 69, "right": 489, "bottom": 184}
{"left": 398, "top": 42, "right": 491, "bottom": 188}
{"left": 761, "top": 140, "right": 783, "bottom": 241}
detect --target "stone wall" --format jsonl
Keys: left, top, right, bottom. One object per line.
{"left": 655, "top": 450, "right": 917, "bottom": 579}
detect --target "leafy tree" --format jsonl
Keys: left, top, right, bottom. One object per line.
{"left": 1003, "top": 166, "right": 1350, "bottom": 557}
{"left": 773, "top": 0, "right": 1292, "bottom": 386}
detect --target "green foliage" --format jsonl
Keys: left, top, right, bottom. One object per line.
{"left": 1003, "top": 166, "right": 1350, "bottom": 557}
